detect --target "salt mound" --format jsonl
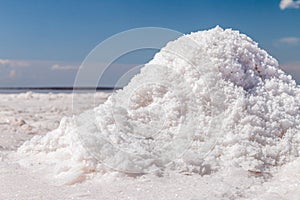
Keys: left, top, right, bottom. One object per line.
{"left": 18, "top": 26, "right": 300, "bottom": 184}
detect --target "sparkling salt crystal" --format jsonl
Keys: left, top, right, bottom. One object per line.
{"left": 18, "top": 26, "right": 300, "bottom": 186}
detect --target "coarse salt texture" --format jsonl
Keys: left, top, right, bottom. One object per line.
{"left": 18, "top": 26, "right": 300, "bottom": 185}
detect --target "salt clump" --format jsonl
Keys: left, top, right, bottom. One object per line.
{"left": 18, "top": 26, "right": 300, "bottom": 184}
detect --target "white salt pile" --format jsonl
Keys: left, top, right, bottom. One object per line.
{"left": 18, "top": 26, "right": 300, "bottom": 186}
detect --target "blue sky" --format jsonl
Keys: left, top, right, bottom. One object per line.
{"left": 0, "top": 0, "right": 300, "bottom": 86}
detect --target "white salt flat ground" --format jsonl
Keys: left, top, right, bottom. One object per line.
{"left": 0, "top": 92, "right": 300, "bottom": 200}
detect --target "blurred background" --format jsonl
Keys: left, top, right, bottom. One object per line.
{"left": 0, "top": 0, "right": 299, "bottom": 88}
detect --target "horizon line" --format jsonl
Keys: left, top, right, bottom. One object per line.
{"left": 0, "top": 86, "right": 122, "bottom": 91}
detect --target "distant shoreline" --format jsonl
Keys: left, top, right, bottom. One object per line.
{"left": 0, "top": 87, "right": 121, "bottom": 94}
{"left": 0, "top": 87, "right": 121, "bottom": 91}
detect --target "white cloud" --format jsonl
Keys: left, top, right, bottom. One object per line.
{"left": 0, "top": 59, "right": 10, "bottom": 65}
{"left": 280, "top": 0, "right": 300, "bottom": 10}
{"left": 278, "top": 37, "right": 300, "bottom": 45}
{"left": 9, "top": 69, "right": 16, "bottom": 79}
{"left": 0, "top": 58, "right": 81, "bottom": 86}
{"left": 0, "top": 59, "right": 30, "bottom": 67}
{"left": 51, "top": 64, "right": 78, "bottom": 71}
{"left": 0, "top": 59, "right": 30, "bottom": 80}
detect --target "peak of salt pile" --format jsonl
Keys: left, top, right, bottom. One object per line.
{"left": 18, "top": 26, "right": 300, "bottom": 184}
